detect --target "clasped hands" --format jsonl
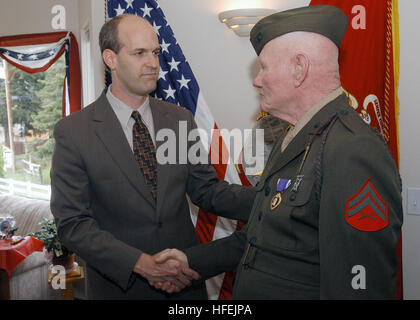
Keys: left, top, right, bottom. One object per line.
{"left": 134, "top": 248, "right": 200, "bottom": 293}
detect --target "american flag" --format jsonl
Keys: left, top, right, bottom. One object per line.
{"left": 107, "top": 0, "right": 249, "bottom": 300}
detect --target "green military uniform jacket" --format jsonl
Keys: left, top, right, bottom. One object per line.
{"left": 185, "top": 93, "right": 403, "bottom": 299}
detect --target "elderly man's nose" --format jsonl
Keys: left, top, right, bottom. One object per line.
{"left": 253, "top": 70, "right": 263, "bottom": 88}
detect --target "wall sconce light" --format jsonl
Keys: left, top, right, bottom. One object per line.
{"left": 218, "top": 8, "right": 276, "bottom": 37}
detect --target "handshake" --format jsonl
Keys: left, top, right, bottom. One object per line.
{"left": 133, "top": 248, "right": 201, "bottom": 294}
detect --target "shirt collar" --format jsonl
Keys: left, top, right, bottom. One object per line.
{"left": 281, "top": 87, "right": 343, "bottom": 152}
{"left": 106, "top": 85, "right": 151, "bottom": 129}
{"left": 293, "top": 87, "right": 343, "bottom": 135}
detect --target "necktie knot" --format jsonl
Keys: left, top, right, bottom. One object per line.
{"left": 131, "top": 110, "right": 142, "bottom": 123}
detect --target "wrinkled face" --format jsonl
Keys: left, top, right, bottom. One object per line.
{"left": 108, "top": 16, "right": 160, "bottom": 98}
{"left": 253, "top": 38, "right": 295, "bottom": 119}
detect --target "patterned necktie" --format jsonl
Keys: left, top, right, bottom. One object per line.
{"left": 131, "top": 111, "right": 157, "bottom": 201}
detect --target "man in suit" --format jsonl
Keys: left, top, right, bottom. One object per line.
{"left": 155, "top": 5, "right": 403, "bottom": 299}
{"left": 50, "top": 14, "right": 255, "bottom": 299}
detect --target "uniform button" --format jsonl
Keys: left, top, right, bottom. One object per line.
{"left": 258, "top": 211, "right": 262, "bottom": 221}
{"left": 265, "top": 186, "right": 270, "bottom": 196}
{"left": 158, "top": 222, "right": 163, "bottom": 228}
{"left": 341, "top": 109, "right": 349, "bottom": 115}
{"left": 289, "top": 194, "right": 296, "bottom": 201}
{"left": 249, "top": 236, "right": 257, "bottom": 245}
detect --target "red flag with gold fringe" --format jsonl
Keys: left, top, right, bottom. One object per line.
{"left": 310, "top": 0, "right": 402, "bottom": 299}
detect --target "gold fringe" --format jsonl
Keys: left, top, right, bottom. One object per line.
{"left": 392, "top": 0, "right": 401, "bottom": 166}
{"left": 256, "top": 111, "right": 269, "bottom": 122}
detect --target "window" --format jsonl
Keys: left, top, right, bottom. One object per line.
{"left": 0, "top": 56, "right": 66, "bottom": 200}
{"left": 0, "top": 31, "right": 81, "bottom": 200}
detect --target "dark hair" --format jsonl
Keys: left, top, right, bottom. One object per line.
{"left": 99, "top": 15, "right": 126, "bottom": 71}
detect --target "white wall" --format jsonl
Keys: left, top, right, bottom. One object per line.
{"left": 398, "top": 0, "right": 420, "bottom": 300}
{"left": 0, "top": 0, "right": 80, "bottom": 44}
{"left": 77, "top": 0, "right": 106, "bottom": 104}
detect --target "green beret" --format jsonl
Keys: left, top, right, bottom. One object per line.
{"left": 250, "top": 5, "right": 349, "bottom": 55}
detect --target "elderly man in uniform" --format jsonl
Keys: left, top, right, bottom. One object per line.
{"left": 154, "top": 5, "right": 403, "bottom": 299}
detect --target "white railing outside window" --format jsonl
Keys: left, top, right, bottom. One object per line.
{"left": 0, "top": 178, "right": 51, "bottom": 200}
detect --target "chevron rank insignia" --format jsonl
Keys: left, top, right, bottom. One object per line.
{"left": 345, "top": 179, "right": 389, "bottom": 231}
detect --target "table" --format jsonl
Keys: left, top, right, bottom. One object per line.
{"left": 48, "top": 264, "right": 85, "bottom": 300}
{"left": 0, "top": 236, "right": 44, "bottom": 299}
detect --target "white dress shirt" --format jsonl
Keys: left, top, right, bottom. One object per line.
{"left": 106, "top": 86, "right": 156, "bottom": 151}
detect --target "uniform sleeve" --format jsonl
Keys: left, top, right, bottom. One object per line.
{"left": 50, "top": 121, "right": 142, "bottom": 291}
{"left": 185, "top": 226, "right": 248, "bottom": 280}
{"left": 184, "top": 110, "right": 256, "bottom": 222}
{"left": 319, "top": 133, "right": 403, "bottom": 299}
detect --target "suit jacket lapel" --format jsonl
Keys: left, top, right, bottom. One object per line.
{"left": 93, "top": 92, "right": 156, "bottom": 208}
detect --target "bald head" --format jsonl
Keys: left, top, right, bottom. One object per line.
{"left": 253, "top": 31, "right": 342, "bottom": 124}
{"left": 117, "top": 14, "right": 157, "bottom": 50}
{"left": 271, "top": 31, "right": 341, "bottom": 92}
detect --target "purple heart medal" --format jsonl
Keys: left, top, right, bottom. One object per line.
{"left": 270, "top": 178, "right": 291, "bottom": 210}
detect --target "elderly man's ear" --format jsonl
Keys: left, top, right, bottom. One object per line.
{"left": 293, "top": 53, "right": 309, "bottom": 87}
